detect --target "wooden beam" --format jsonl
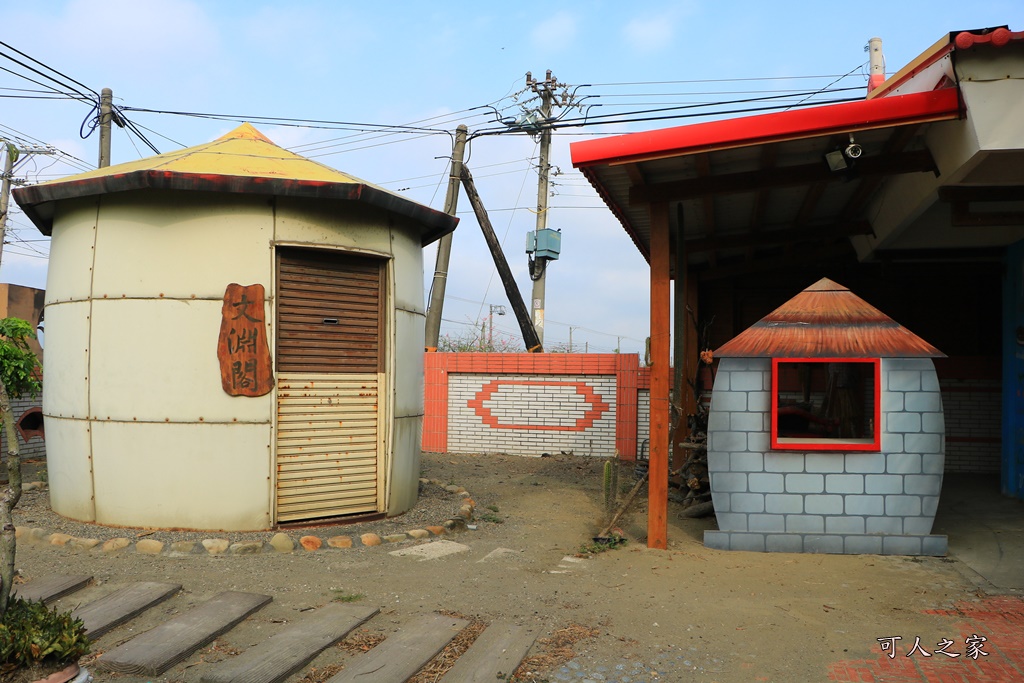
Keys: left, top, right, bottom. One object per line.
{"left": 625, "top": 162, "right": 646, "bottom": 185}
{"left": 629, "top": 149, "right": 938, "bottom": 204}
{"left": 875, "top": 246, "right": 1004, "bottom": 261}
{"left": 695, "top": 153, "right": 717, "bottom": 266}
{"left": 793, "top": 181, "right": 828, "bottom": 227}
{"left": 648, "top": 202, "right": 670, "bottom": 550}
{"left": 793, "top": 135, "right": 844, "bottom": 229}
{"left": 747, "top": 144, "right": 777, "bottom": 261}
{"left": 939, "top": 186, "right": 1024, "bottom": 202}
{"left": 683, "top": 220, "right": 873, "bottom": 254}
{"left": 950, "top": 203, "right": 1024, "bottom": 227}
{"left": 695, "top": 242, "right": 856, "bottom": 282}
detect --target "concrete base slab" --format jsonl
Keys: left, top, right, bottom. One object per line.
{"left": 934, "top": 474, "right": 1024, "bottom": 592}
{"left": 388, "top": 540, "right": 470, "bottom": 561}
{"left": 705, "top": 530, "right": 947, "bottom": 555}
{"left": 477, "top": 547, "right": 524, "bottom": 563}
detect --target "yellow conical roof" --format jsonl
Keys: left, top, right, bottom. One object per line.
{"left": 40, "top": 123, "right": 366, "bottom": 185}
{"left": 14, "top": 124, "right": 457, "bottom": 244}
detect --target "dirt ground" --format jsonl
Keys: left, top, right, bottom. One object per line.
{"left": 8, "top": 452, "right": 994, "bottom": 682}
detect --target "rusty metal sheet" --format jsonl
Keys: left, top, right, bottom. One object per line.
{"left": 715, "top": 277, "right": 944, "bottom": 358}
{"left": 276, "top": 374, "right": 380, "bottom": 522}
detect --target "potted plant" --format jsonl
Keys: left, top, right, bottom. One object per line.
{"left": 0, "top": 597, "right": 91, "bottom": 682}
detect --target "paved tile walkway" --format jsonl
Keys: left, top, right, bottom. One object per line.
{"left": 828, "top": 596, "right": 1024, "bottom": 682}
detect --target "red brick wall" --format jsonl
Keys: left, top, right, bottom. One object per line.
{"left": 423, "top": 353, "right": 648, "bottom": 459}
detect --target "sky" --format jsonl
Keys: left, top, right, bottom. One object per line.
{"left": 1, "top": 1, "right": 1021, "bottom": 356}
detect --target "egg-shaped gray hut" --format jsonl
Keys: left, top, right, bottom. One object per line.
{"left": 704, "top": 278, "right": 948, "bottom": 555}
{"left": 14, "top": 123, "right": 457, "bottom": 531}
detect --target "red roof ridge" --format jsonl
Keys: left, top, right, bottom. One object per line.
{"left": 804, "top": 278, "right": 848, "bottom": 292}
{"left": 954, "top": 27, "right": 1024, "bottom": 50}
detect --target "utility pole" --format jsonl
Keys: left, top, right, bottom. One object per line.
{"left": 867, "top": 37, "right": 885, "bottom": 93}
{"left": 0, "top": 145, "right": 15, "bottom": 270}
{"left": 424, "top": 125, "right": 468, "bottom": 349}
{"left": 524, "top": 70, "right": 572, "bottom": 347}
{"left": 488, "top": 304, "right": 506, "bottom": 350}
{"left": 0, "top": 142, "right": 54, "bottom": 270}
{"left": 98, "top": 87, "right": 113, "bottom": 168}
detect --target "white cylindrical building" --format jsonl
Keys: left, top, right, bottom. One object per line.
{"left": 14, "top": 124, "right": 457, "bottom": 531}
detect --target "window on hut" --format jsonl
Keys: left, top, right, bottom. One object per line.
{"left": 771, "top": 358, "right": 881, "bottom": 452}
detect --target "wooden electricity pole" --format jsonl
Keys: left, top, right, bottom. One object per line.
{"left": 0, "top": 146, "right": 14, "bottom": 270}
{"left": 424, "top": 125, "right": 468, "bottom": 349}
{"left": 98, "top": 87, "right": 113, "bottom": 168}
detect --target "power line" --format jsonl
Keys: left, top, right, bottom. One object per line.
{"left": 0, "top": 40, "right": 97, "bottom": 100}
{"left": 585, "top": 73, "right": 871, "bottom": 86}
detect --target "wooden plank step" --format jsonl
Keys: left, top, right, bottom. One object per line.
{"left": 13, "top": 575, "right": 92, "bottom": 605}
{"left": 201, "top": 603, "right": 379, "bottom": 683}
{"left": 439, "top": 621, "right": 537, "bottom": 683}
{"left": 96, "top": 591, "right": 272, "bottom": 677}
{"left": 72, "top": 581, "right": 181, "bottom": 639}
{"left": 326, "top": 613, "right": 469, "bottom": 683}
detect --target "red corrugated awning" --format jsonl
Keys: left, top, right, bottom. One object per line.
{"left": 571, "top": 88, "right": 961, "bottom": 168}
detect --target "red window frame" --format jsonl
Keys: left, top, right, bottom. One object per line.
{"left": 770, "top": 358, "right": 881, "bottom": 452}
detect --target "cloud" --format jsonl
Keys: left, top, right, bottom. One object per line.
{"left": 531, "top": 11, "right": 579, "bottom": 51}
{"left": 622, "top": 5, "right": 696, "bottom": 53}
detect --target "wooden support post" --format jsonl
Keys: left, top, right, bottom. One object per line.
{"left": 648, "top": 203, "right": 671, "bottom": 550}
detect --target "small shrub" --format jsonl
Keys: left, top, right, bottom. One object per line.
{"left": 0, "top": 598, "right": 90, "bottom": 669}
{"left": 577, "top": 535, "right": 627, "bottom": 555}
{"left": 478, "top": 512, "right": 504, "bottom": 524}
{"left": 331, "top": 591, "right": 365, "bottom": 603}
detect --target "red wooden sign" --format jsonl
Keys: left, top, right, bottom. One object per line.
{"left": 217, "top": 283, "right": 273, "bottom": 397}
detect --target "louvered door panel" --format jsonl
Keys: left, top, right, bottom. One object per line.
{"left": 275, "top": 249, "right": 385, "bottom": 523}
{"left": 277, "top": 251, "right": 383, "bottom": 374}
{"left": 276, "top": 374, "right": 380, "bottom": 521}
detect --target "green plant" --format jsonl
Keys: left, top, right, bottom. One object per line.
{"left": 331, "top": 591, "right": 365, "bottom": 603}
{"left": 577, "top": 535, "right": 627, "bottom": 555}
{"left": 0, "top": 318, "right": 42, "bottom": 619}
{"left": 0, "top": 598, "right": 90, "bottom": 669}
{"left": 478, "top": 512, "right": 504, "bottom": 524}
{"left": 0, "top": 318, "right": 40, "bottom": 402}
{"left": 602, "top": 461, "right": 611, "bottom": 509}
{"left": 486, "top": 504, "right": 499, "bottom": 513}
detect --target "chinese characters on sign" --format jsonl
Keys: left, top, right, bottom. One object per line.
{"left": 877, "top": 634, "right": 989, "bottom": 660}
{"left": 217, "top": 283, "right": 273, "bottom": 397}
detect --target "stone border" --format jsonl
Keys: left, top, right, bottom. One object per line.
{"left": 14, "top": 479, "right": 476, "bottom": 557}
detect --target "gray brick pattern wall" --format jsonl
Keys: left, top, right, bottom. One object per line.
{"left": 447, "top": 374, "right": 617, "bottom": 457}
{"left": 637, "top": 389, "right": 650, "bottom": 454}
{"left": 0, "top": 393, "right": 46, "bottom": 461}
{"left": 705, "top": 357, "right": 947, "bottom": 555}
{"left": 941, "top": 379, "right": 1000, "bottom": 473}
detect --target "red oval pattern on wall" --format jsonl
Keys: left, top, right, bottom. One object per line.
{"left": 467, "top": 380, "right": 611, "bottom": 431}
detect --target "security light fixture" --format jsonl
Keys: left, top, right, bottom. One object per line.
{"left": 845, "top": 133, "right": 863, "bottom": 159}
{"left": 825, "top": 149, "right": 848, "bottom": 171}
{"left": 825, "top": 134, "right": 862, "bottom": 172}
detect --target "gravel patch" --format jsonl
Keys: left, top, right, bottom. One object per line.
{"left": 11, "top": 457, "right": 473, "bottom": 552}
